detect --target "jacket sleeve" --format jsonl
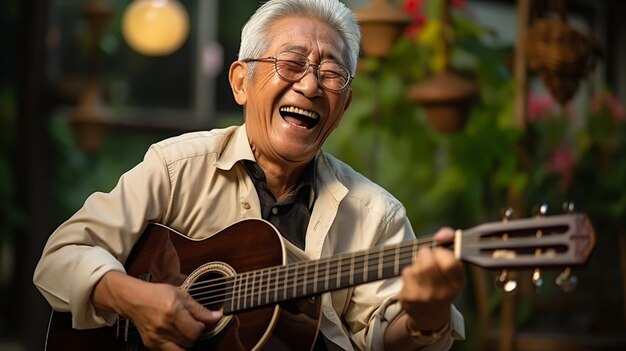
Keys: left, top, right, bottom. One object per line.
{"left": 32, "top": 145, "right": 171, "bottom": 329}
{"left": 343, "top": 205, "right": 465, "bottom": 350}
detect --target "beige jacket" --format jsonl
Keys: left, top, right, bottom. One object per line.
{"left": 33, "top": 125, "right": 463, "bottom": 350}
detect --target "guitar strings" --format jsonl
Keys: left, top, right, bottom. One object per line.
{"left": 116, "top": 236, "right": 441, "bottom": 336}
{"left": 188, "top": 237, "right": 441, "bottom": 310}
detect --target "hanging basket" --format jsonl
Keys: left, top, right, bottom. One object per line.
{"left": 526, "top": 18, "right": 598, "bottom": 104}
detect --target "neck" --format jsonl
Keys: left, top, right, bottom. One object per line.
{"left": 253, "top": 154, "right": 311, "bottom": 201}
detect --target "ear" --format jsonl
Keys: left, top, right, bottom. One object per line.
{"left": 343, "top": 88, "right": 353, "bottom": 114}
{"left": 229, "top": 61, "right": 247, "bottom": 106}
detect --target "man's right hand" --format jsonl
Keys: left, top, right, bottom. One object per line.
{"left": 92, "top": 271, "right": 223, "bottom": 350}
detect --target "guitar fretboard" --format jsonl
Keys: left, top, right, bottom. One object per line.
{"left": 187, "top": 238, "right": 437, "bottom": 314}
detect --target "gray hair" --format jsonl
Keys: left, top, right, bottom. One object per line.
{"left": 238, "top": 0, "right": 361, "bottom": 76}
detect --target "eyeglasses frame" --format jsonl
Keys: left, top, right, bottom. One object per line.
{"left": 240, "top": 51, "right": 354, "bottom": 92}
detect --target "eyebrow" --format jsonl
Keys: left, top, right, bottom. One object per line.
{"left": 279, "top": 45, "right": 344, "bottom": 64}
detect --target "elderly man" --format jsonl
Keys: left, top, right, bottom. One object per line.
{"left": 34, "top": 0, "right": 465, "bottom": 350}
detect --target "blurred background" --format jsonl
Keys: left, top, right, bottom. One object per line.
{"left": 1, "top": 0, "right": 625, "bottom": 350}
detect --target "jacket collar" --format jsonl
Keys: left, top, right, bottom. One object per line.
{"left": 214, "top": 124, "right": 255, "bottom": 170}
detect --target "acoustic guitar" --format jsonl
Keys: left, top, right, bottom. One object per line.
{"left": 44, "top": 213, "right": 595, "bottom": 350}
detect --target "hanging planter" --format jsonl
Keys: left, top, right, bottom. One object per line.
{"left": 354, "top": 0, "right": 412, "bottom": 58}
{"left": 408, "top": 70, "right": 477, "bottom": 133}
{"left": 407, "top": 0, "right": 478, "bottom": 133}
{"left": 70, "top": 82, "right": 111, "bottom": 153}
{"left": 70, "top": 0, "right": 114, "bottom": 153}
{"left": 526, "top": 1, "right": 599, "bottom": 105}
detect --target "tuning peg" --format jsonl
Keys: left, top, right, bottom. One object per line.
{"left": 533, "top": 203, "right": 549, "bottom": 217}
{"left": 495, "top": 270, "right": 518, "bottom": 292}
{"left": 531, "top": 268, "right": 544, "bottom": 289}
{"left": 555, "top": 268, "right": 578, "bottom": 292}
{"left": 562, "top": 201, "right": 575, "bottom": 214}
{"left": 500, "top": 207, "right": 514, "bottom": 221}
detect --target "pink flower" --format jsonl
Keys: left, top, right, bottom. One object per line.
{"left": 527, "top": 93, "right": 557, "bottom": 122}
{"left": 546, "top": 146, "right": 576, "bottom": 192}
{"left": 605, "top": 93, "right": 625, "bottom": 123}
{"left": 402, "top": 0, "right": 466, "bottom": 39}
{"left": 591, "top": 90, "right": 626, "bottom": 124}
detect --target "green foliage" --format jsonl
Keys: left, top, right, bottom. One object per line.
{"left": 326, "top": 19, "right": 521, "bottom": 233}
{"left": 48, "top": 114, "right": 170, "bottom": 221}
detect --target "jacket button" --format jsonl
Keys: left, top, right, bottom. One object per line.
{"left": 242, "top": 202, "right": 251, "bottom": 210}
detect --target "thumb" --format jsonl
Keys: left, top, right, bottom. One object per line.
{"left": 183, "top": 293, "right": 223, "bottom": 323}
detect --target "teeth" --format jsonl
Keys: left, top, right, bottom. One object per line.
{"left": 280, "top": 106, "right": 319, "bottom": 120}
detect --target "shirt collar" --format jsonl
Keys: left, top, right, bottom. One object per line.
{"left": 214, "top": 124, "right": 255, "bottom": 170}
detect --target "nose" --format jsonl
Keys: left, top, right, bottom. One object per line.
{"left": 293, "top": 65, "right": 322, "bottom": 96}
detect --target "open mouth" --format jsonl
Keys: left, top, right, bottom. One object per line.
{"left": 279, "top": 106, "right": 320, "bottom": 129}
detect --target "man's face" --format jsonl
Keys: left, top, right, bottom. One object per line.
{"left": 234, "top": 16, "right": 353, "bottom": 167}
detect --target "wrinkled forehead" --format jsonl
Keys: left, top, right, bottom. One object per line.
{"left": 265, "top": 16, "right": 347, "bottom": 64}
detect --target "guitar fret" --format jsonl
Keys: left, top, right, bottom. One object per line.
{"left": 349, "top": 253, "right": 355, "bottom": 286}
{"left": 324, "top": 259, "right": 330, "bottom": 291}
{"left": 234, "top": 274, "right": 240, "bottom": 312}
{"left": 313, "top": 261, "right": 319, "bottom": 294}
{"left": 292, "top": 265, "right": 298, "bottom": 298}
{"left": 256, "top": 270, "right": 261, "bottom": 307}
{"left": 363, "top": 254, "right": 369, "bottom": 282}
{"left": 394, "top": 245, "right": 400, "bottom": 276}
{"left": 368, "top": 250, "right": 377, "bottom": 281}
{"left": 283, "top": 266, "right": 288, "bottom": 301}
{"left": 303, "top": 263, "right": 308, "bottom": 295}
{"left": 265, "top": 267, "right": 271, "bottom": 305}
{"left": 247, "top": 272, "right": 253, "bottom": 309}
{"left": 378, "top": 248, "right": 384, "bottom": 279}
{"left": 241, "top": 273, "right": 247, "bottom": 310}
{"left": 336, "top": 259, "right": 342, "bottom": 288}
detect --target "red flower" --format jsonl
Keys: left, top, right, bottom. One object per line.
{"left": 402, "top": 0, "right": 426, "bottom": 38}
{"left": 452, "top": 0, "right": 466, "bottom": 8}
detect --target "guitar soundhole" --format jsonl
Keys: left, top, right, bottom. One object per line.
{"left": 180, "top": 261, "right": 236, "bottom": 340}
{"left": 194, "top": 271, "right": 227, "bottom": 311}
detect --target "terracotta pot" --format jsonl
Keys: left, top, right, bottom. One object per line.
{"left": 408, "top": 70, "right": 478, "bottom": 133}
{"left": 354, "top": 0, "right": 412, "bottom": 58}
{"left": 70, "top": 82, "right": 111, "bottom": 153}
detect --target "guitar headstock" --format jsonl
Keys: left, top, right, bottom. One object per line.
{"left": 459, "top": 212, "right": 595, "bottom": 270}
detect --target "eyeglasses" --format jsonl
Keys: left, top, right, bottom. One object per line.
{"left": 241, "top": 51, "right": 353, "bottom": 92}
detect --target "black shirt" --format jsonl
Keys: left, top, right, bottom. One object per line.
{"left": 244, "top": 160, "right": 316, "bottom": 250}
{"left": 244, "top": 160, "right": 328, "bottom": 350}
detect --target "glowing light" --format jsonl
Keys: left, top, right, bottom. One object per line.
{"left": 122, "top": 0, "right": 189, "bottom": 56}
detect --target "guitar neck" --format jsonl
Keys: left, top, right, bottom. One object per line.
{"left": 220, "top": 237, "right": 435, "bottom": 314}
{"left": 186, "top": 213, "right": 594, "bottom": 315}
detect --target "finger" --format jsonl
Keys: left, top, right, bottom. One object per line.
{"left": 172, "top": 305, "right": 209, "bottom": 344}
{"left": 431, "top": 249, "right": 465, "bottom": 294}
{"left": 403, "top": 249, "right": 443, "bottom": 293}
{"left": 432, "top": 249, "right": 463, "bottom": 276}
{"left": 433, "top": 226, "right": 455, "bottom": 244}
{"left": 140, "top": 332, "right": 187, "bottom": 351}
{"left": 159, "top": 341, "right": 186, "bottom": 351}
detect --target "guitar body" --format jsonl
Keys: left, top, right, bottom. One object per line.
{"left": 45, "top": 219, "right": 322, "bottom": 351}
